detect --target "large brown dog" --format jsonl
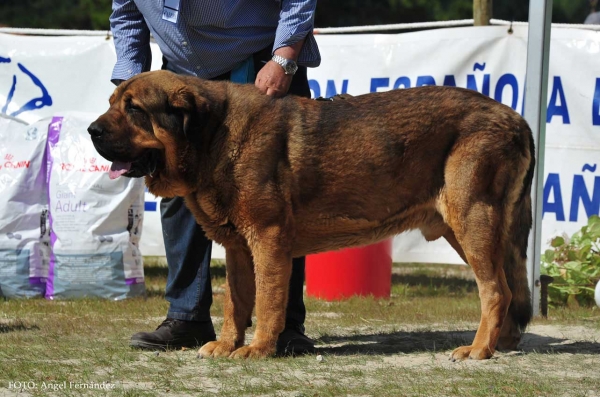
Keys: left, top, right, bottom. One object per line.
{"left": 89, "top": 70, "right": 534, "bottom": 361}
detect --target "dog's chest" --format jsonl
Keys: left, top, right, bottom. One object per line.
{"left": 185, "top": 190, "right": 240, "bottom": 246}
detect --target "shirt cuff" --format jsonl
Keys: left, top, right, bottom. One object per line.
{"left": 110, "top": 52, "right": 151, "bottom": 82}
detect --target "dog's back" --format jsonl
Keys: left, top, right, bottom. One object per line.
{"left": 287, "top": 87, "right": 532, "bottom": 251}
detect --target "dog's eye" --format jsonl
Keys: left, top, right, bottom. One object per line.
{"left": 126, "top": 100, "right": 143, "bottom": 113}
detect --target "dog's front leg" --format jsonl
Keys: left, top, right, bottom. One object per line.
{"left": 198, "top": 246, "right": 256, "bottom": 358}
{"left": 229, "top": 225, "right": 292, "bottom": 359}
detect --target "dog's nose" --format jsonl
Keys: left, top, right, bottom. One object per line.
{"left": 88, "top": 122, "right": 105, "bottom": 138}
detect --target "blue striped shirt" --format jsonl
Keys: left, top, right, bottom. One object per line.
{"left": 110, "top": 0, "right": 321, "bottom": 80}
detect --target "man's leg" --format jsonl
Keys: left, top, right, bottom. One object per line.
{"left": 276, "top": 256, "right": 315, "bottom": 354}
{"left": 274, "top": 65, "right": 315, "bottom": 354}
{"left": 130, "top": 196, "right": 216, "bottom": 350}
{"left": 162, "top": 196, "right": 213, "bottom": 321}
{"left": 285, "top": 257, "right": 307, "bottom": 328}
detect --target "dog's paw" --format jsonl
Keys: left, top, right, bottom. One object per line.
{"left": 229, "top": 344, "right": 276, "bottom": 359}
{"left": 198, "top": 341, "right": 236, "bottom": 358}
{"left": 449, "top": 345, "right": 494, "bottom": 361}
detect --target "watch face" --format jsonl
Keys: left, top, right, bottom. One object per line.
{"left": 285, "top": 61, "right": 298, "bottom": 75}
{"left": 272, "top": 55, "right": 297, "bottom": 75}
{"left": 285, "top": 63, "right": 294, "bottom": 74}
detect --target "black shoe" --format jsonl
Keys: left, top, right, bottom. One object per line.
{"left": 130, "top": 318, "right": 216, "bottom": 351}
{"left": 276, "top": 324, "right": 315, "bottom": 356}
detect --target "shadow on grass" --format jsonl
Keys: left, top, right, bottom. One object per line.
{"left": 210, "top": 263, "right": 226, "bottom": 279}
{"left": 391, "top": 274, "right": 477, "bottom": 292}
{"left": 145, "top": 288, "right": 166, "bottom": 298}
{"left": 0, "top": 320, "right": 39, "bottom": 334}
{"left": 316, "top": 330, "right": 475, "bottom": 355}
{"left": 315, "top": 330, "right": 600, "bottom": 356}
{"left": 143, "top": 261, "right": 226, "bottom": 279}
{"left": 142, "top": 262, "right": 226, "bottom": 298}
{"left": 143, "top": 265, "right": 169, "bottom": 279}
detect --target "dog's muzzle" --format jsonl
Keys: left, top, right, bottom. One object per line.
{"left": 87, "top": 121, "right": 161, "bottom": 180}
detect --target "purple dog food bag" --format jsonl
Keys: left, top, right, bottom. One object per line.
{"left": 45, "top": 113, "right": 145, "bottom": 300}
{"left": 0, "top": 114, "right": 50, "bottom": 298}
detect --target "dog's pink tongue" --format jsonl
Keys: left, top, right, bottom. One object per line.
{"left": 109, "top": 161, "right": 132, "bottom": 180}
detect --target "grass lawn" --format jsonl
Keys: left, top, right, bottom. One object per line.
{"left": 1, "top": 259, "right": 600, "bottom": 396}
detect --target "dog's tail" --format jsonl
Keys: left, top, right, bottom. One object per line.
{"left": 503, "top": 123, "right": 535, "bottom": 334}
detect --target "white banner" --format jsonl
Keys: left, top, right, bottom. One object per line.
{"left": 1, "top": 26, "right": 598, "bottom": 263}
{"left": 307, "top": 26, "right": 600, "bottom": 263}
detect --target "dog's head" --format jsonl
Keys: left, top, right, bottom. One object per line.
{"left": 88, "top": 70, "right": 219, "bottom": 197}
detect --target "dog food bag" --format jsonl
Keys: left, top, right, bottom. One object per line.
{"left": 0, "top": 115, "right": 50, "bottom": 298}
{"left": 45, "top": 112, "right": 145, "bottom": 300}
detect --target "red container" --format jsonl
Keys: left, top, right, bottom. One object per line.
{"left": 305, "top": 239, "right": 393, "bottom": 300}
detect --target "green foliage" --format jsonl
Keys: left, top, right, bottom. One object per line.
{"left": 552, "top": 0, "right": 593, "bottom": 24}
{"left": 493, "top": 1, "right": 530, "bottom": 22}
{"left": 542, "top": 215, "right": 600, "bottom": 307}
{"left": 314, "top": 0, "right": 434, "bottom": 28}
{"left": 0, "top": 0, "right": 594, "bottom": 30}
{"left": 0, "top": 0, "right": 112, "bottom": 30}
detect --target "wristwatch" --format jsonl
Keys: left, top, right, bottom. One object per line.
{"left": 271, "top": 54, "right": 298, "bottom": 75}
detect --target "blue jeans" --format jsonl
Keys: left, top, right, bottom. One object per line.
{"left": 163, "top": 61, "right": 311, "bottom": 327}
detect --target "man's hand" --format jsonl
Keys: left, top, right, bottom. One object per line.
{"left": 255, "top": 41, "right": 304, "bottom": 97}
{"left": 255, "top": 61, "right": 293, "bottom": 97}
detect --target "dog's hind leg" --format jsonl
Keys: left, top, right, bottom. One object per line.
{"left": 447, "top": 204, "right": 511, "bottom": 361}
{"left": 441, "top": 144, "right": 522, "bottom": 360}
{"left": 198, "top": 246, "right": 256, "bottom": 358}
{"left": 444, "top": 226, "right": 523, "bottom": 349}
{"left": 497, "top": 164, "right": 534, "bottom": 351}
{"left": 442, "top": 226, "right": 527, "bottom": 352}
{"left": 420, "top": 206, "right": 511, "bottom": 360}
{"left": 443, "top": 205, "right": 529, "bottom": 354}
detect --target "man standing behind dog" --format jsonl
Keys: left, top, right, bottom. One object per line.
{"left": 110, "top": 0, "right": 320, "bottom": 354}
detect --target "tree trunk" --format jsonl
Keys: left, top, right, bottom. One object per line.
{"left": 473, "top": 0, "right": 493, "bottom": 26}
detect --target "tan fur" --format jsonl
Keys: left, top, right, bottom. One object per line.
{"left": 90, "top": 70, "right": 534, "bottom": 361}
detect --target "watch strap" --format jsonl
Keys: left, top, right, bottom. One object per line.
{"left": 271, "top": 54, "right": 298, "bottom": 75}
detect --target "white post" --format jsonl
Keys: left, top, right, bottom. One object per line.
{"left": 524, "top": 0, "right": 553, "bottom": 316}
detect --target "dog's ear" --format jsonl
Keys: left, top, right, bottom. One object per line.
{"left": 168, "top": 86, "right": 208, "bottom": 145}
